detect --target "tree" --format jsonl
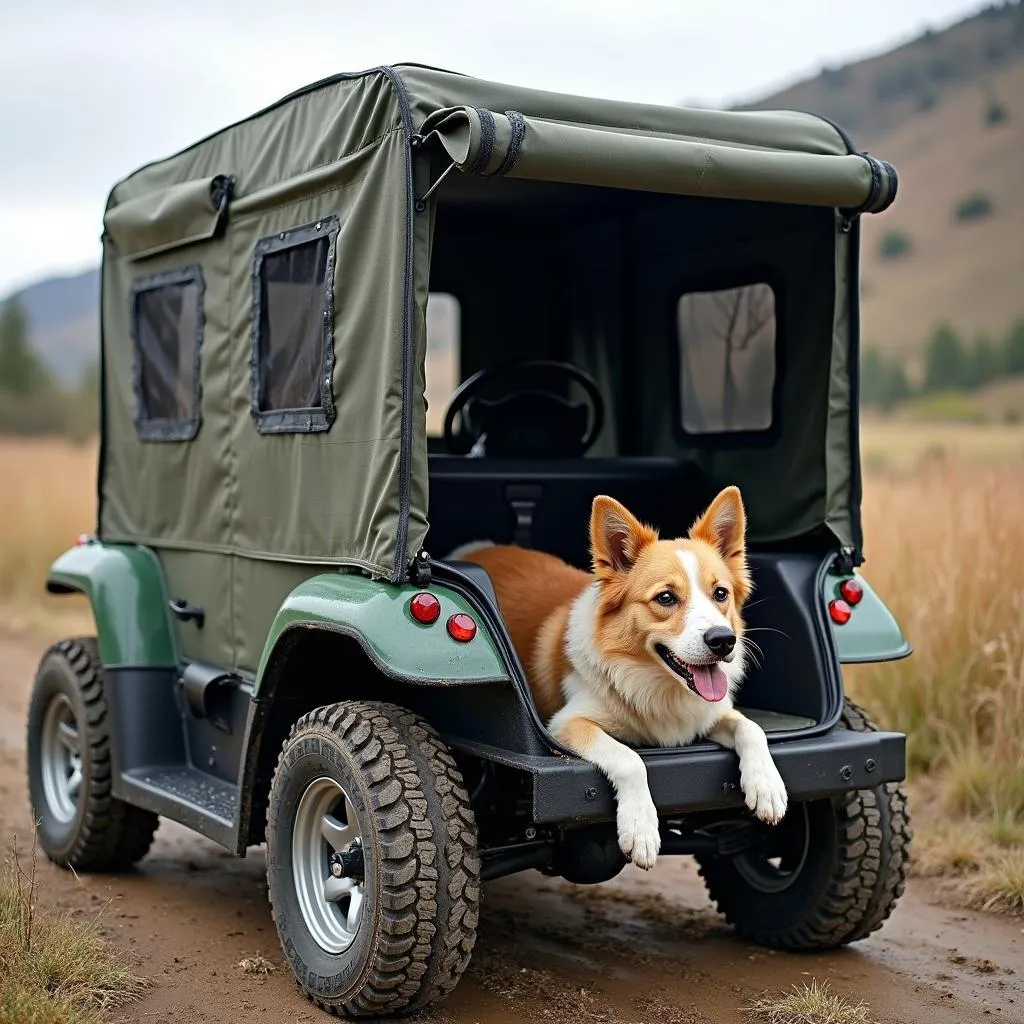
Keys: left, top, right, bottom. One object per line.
{"left": 1006, "top": 318, "right": 1024, "bottom": 376}
{"left": 924, "top": 323, "right": 968, "bottom": 392}
{"left": 954, "top": 193, "right": 993, "bottom": 222}
{"left": 861, "top": 346, "right": 911, "bottom": 412}
{"left": 967, "top": 333, "right": 1003, "bottom": 389}
{"left": 0, "top": 297, "right": 49, "bottom": 396}
{"left": 879, "top": 230, "right": 911, "bottom": 259}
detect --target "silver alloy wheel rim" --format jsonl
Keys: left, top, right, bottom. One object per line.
{"left": 733, "top": 803, "right": 811, "bottom": 894}
{"left": 292, "top": 777, "right": 366, "bottom": 954}
{"left": 40, "top": 693, "right": 83, "bottom": 824}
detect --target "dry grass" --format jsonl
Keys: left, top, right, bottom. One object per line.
{"left": 0, "top": 437, "right": 95, "bottom": 636}
{"left": 860, "top": 419, "right": 1024, "bottom": 472}
{"left": 744, "top": 980, "right": 874, "bottom": 1024}
{"left": 847, "top": 452, "right": 1024, "bottom": 914}
{"left": 0, "top": 833, "right": 146, "bottom": 1024}
{"left": 848, "top": 458, "right": 1024, "bottom": 816}
{"left": 3, "top": 432, "right": 1024, "bottom": 913}
{"left": 958, "top": 848, "right": 1024, "bottom": 916}
{"left": 237, "top": 954, "right": 276, "bottom": 975}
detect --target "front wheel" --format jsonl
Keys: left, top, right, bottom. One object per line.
{"left": 266, "top": 701, "right": 480, "bottom": 1017}
{"left": 696, "top": 700, "right": 911, "bottom": 950}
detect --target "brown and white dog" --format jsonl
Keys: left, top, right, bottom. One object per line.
{"left": 450, "top": 486, "right": 787, "bottom": 869}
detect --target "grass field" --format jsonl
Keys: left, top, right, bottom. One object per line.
{"left": 847, "top": 443, "right": 1024, "bottom": 912}
{"left": 0, "top": 438, "right": 95, "bottom": 635}
{"left": 3, "top": 428, "right": 1023, "bottom": 913}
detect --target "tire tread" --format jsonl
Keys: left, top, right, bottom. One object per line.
{"left": 267, "top": 701, "right": 480, "bottom": 1018}
{"left": 698, "top": 699, "right": 911, "bottom": 950}
{"left": 29, "top": 637, "right": 158, "bottom": 871}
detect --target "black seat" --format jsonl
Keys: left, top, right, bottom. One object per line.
{"left": 427, "top": 456, "right": 711, "bottom": 568}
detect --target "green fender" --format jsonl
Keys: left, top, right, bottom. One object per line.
{"left": 47, "top": 542, "right": 178, "bottom": 668}
{"left": 823, "top": 571, "right": 912, "bottom": 664}
{"left": 254, "top": 573, "right": 510, "bottom": 696}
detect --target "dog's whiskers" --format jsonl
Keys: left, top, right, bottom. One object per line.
{"left": 743, "top": 626, "right": 792, "bottom": 641}
{"left": 738, "top": 636, "right": 766, "bottom": 669}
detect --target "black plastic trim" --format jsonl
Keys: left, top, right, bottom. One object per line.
{"left": 452, "top": 727, "right": 906, "bottom": 825}
{"left": 249, "top": 216, "right": 340, "bottom": 435}
{"left": 117, "top": 771, "right": 237, "bottom": 851}
{"left": 429, "top": 560, "right": 566, "bottom": 752}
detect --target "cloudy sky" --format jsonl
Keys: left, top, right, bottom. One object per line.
{"left": 1, "top": 0, "right": 986, "bottom": 297}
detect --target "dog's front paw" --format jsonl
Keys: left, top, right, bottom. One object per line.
{"left": 740, "top": 755, "right": 788, "bottom": 825}
{"left": 617, "top": 795, "right": 661, "bottom": 869}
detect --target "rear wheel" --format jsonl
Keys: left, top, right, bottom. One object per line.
{"left": 696, "top": 699, "right": 911, "bottom": 949}
{"left": 266, "top": 700, "right": 480, "bottom": 1017}
{"left": 26, "top": 637, "right": 159, "bottom": 870}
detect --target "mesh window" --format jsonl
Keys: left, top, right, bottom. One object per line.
{"left": 677, "top": 282, "right": 777, "bottom": 434}
{"left": 251, "top": 216, "right": 339, "bottom": 433}
{"left": 130, "top": 266, "right": 204, "bottom": 441}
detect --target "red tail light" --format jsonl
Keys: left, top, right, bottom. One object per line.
{"left": 447, "top": 613, "right": 477, "bottom": 643}
{"left": 409, "top": 592, "right": 441, "bottom": 624}
{"left": 828, "top": 598, "right": 852, "bottom": 625}
{"left": 839, "top": 578, "right": 863, "bottom": 606}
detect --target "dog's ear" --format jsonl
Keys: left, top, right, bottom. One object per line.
{"left": 590, "top": 495, "right": 657, "bottom": 579}
{"left": 689, "top": 486, "right": 751, "bottom": 602}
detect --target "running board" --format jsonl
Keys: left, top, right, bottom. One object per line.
{"left": 117, "top": 766, "right": 240, "bottom": 853}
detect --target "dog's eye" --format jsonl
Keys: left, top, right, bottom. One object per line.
{"left": 712, "top": 586, "right": 729, "bottom": 603}
{"left": 653, "top": 591, "right": 677, "bottom": 607}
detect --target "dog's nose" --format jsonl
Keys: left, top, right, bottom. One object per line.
{"left": 703, "top": 626, "right": 736, "bottom": 657}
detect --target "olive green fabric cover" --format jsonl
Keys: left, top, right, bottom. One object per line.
{"left": 419, "top": 106, "right": 894, "bottom": 210}
{"left": 97, "top": 63, "right": 886, "bottom": 666}
{"left": 100, "top": 70, "right": 423, "bottom": 585}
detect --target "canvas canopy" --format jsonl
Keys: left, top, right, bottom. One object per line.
{"left": 96, "top": 63, "right": 895, "bottom": 668}
{"left": 418, "top": 106, "right": 895, "bottom": 212}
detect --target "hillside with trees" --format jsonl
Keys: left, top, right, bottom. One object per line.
{"left": 2, "top": 2, "right": 1023, "bottom": 431}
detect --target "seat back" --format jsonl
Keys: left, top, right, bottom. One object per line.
{"left": 427, "top": 456, "right": 711, "bottom": 567}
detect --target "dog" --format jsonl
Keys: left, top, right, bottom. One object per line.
{"left": 449, "top": 486, "right": 788, "bottom": 869}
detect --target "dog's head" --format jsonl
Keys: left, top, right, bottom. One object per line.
{"left": 588, "top": 487, "right": 752, "bottom": 703}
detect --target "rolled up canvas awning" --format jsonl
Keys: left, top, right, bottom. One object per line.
{"left": 419, "top": 106, "right": 897, "bottom": 214}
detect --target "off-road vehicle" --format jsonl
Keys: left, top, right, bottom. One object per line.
{"left": 27, "top": 64, "right": 911, "bottom": 1017}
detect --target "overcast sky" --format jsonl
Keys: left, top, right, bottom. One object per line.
{"left": 0, "top": 0, "right": 987, "bottom": 297}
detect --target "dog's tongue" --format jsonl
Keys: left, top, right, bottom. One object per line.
{"left": 690, "top": 664, "right": 729, "bottom": 702}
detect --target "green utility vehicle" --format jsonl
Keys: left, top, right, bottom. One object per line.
{"left": 27, "top": 64, "right": 911, "bottom": 1017}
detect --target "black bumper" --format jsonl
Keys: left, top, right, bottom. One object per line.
{"left": 457, "top": 728, "right": 906, "bottom": 825}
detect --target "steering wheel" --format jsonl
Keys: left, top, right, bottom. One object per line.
{"left": 442, "top": 360, "right": 605, "bottom": 457}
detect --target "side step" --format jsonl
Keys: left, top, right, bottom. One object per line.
{"left": 117, "top": 766, "right": 239, "bottom": 852}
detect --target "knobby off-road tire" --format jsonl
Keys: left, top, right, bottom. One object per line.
{"left": 26, "top": 637, "right": 159, "bottom": 870}
{"left": 266, "top": 701, "right": 481, "bottom": 1018}
{"left": 697, "top": 699, "right": 912, "bottom": 950}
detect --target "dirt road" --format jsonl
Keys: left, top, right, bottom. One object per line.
{"left": 1, "top": 630, "right": 1021, "bottom": 1024}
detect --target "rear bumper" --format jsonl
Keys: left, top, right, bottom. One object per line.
{"left": 456, "top": 727, "right": 906, "bottom": 825}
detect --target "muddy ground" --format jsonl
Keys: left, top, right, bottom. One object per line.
{"left": 1, "top": 630, "right": 1021, "bottom": 1024}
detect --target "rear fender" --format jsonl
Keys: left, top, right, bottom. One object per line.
{"left": 47, "top": 541, "right": 177, "bottom": 668}
{"left": 822, "top": 570, "right": 912, "bottom": 664}
{"left": 237, "top": 572, "right": 544, "bottom": 851}
{"left": 252, "top": 572, "right": 510, "bottom": 695}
